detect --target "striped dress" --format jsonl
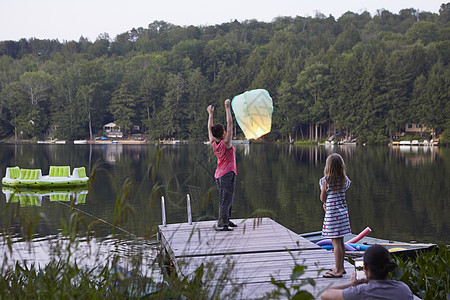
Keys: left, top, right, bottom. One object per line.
{"left": 320, "top": 176, "right": 351, "bottom": 238}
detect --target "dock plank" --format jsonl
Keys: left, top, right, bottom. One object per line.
{"left": 159, "top": 217, "right": 352, "bottom": 299}
{"left": 160, "top": 218, "right": 319, "bottom": 257}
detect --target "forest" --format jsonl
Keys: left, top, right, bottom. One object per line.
{"left": 0, "top": 4, "right": 449, "bottom": 144}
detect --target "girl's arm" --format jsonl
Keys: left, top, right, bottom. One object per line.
{"left": 320, "top": 179, "right": 327, "bottom": 203}
{"left": 320, "top": 179, "right": 327, "bottom": 211}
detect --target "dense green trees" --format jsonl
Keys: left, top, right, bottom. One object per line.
{"left": 0, "top": 4, "right": 448, "bottom": 144}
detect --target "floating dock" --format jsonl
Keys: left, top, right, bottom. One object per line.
{"left": 158, "top": 217, "right": 352, "bottom": 299}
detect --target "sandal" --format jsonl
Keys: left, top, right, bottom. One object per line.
{"left": 323, "top": 271, "right": 343, "bottom": 278}
{"left": 330, "top": 269, "right": 346, "bottom": 274}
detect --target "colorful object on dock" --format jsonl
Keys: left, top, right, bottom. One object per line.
{"left": 320, "top": 243, "right": 371, "bottom": 251}
{"left": 316, "top": 227, "right": 372, "bottom": 251}
{"left": 347, "top": 243, "right": 371, "bottom": 251}
{"left": 231, "top": 89, "right": 273, "bottom": 140}
{"left": 2, "top": 166, "right": 89, "bottom": 188}
{"left": 320, "top": 244, "right": 357, "bottom": 251}
{"left": 388, "top": 247, "right": 407, "bottom": 252}
{"left": 347, "top": 227, "right": 372, "bottom": 243}
{"left": 301, "top": 230, "right": 436, "bottom": 257}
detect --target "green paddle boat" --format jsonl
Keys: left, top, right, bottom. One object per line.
{"left": 2, "top": 166, "right": 89, "bottom": 188}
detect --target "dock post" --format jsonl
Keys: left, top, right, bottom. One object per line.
{"left": 187, "top": 194, "right": 192, "bottom": 225}
{"left": 161, "top": 196, "right": 166, "bottom": 227}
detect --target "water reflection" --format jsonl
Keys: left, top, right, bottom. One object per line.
{"left": 389, "top": 145, "right": 439, "bottom": 167}
{"left": 0, "top": 144, "right": 448, "bottom": 245}
{"left": 0, "top": 234, "right": 160, "bottom": 278}
{"left": 103, "top": 144, "right": 123, "bottom": 163}
{"left": 2, "top": 187, "right": 88, "bottom": 206}
{"left": 234, "top": 143, "right": 250, "bottom": 156}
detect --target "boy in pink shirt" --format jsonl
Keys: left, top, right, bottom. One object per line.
{"left": 207, "top": 99, "right": 237, "bottom": 231}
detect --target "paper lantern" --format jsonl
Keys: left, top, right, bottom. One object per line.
{"left": 231, "top": 89, "right": 273, "bottom": 140}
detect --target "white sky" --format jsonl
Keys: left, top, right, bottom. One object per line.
{"left": 0, "top": 0, "right": 445, "bottom": 42}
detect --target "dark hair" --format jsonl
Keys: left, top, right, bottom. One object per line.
{"left": 211, "top": 124, "right": 225, "bottom": 139}
{"left": 363, "top": 245, "right": 397, "bottom": 280}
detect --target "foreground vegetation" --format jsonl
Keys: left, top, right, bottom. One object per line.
{"left": 392, "top": 246, "right": 450, "bottom": 300}
{"left": 0, "top": 4, "right": 449, "bottom": 144}
{"left": 1, "top": 164, "right": 448, "bottom": 299}
{"left": 1, "top": 231, "right": 448, "bottom": 299}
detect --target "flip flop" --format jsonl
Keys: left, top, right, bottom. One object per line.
{"left": 329, "top": 269, "right": 346, "bottom": 274}
{"left": 323, "top": 271, "right": 343, "bottom": 278}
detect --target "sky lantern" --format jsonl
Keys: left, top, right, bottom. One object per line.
{"left": 231, "top": 89, "right": 273, "bottom": 140}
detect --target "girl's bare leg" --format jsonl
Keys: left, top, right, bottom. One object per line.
{"left": 340, "top": 238, "right": 346, "bottom": 273}
{"left": 331, "top": 237, "right": 345, "bottom": 275}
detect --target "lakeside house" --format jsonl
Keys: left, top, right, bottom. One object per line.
{"left": 405, "top": 123, "right": 428, "bottom": 134}
{"left": 403, "top": 123, "right": 439, "bottom": 141}
{"left": 103, "top": 122, "right": 123, "bottom": 138}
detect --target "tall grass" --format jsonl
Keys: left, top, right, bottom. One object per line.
{"left": 0, "top": 147, "right": 243, "bottom": 299}
{"left": 391, "top": 246, "right": 450, "bottom": 300}
{"left": 265, "top": 260, "right": 320, "bottom": 299}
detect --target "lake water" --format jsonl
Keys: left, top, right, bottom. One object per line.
{"left": 0, "top": 143, "right": 449, "bottom": 245}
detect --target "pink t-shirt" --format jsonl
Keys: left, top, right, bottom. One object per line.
{"left": 212, "top": 140, "right": 237, "bottom": 178}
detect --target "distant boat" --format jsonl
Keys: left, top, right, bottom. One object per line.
{"left": 74, "top": 140, "right": 88, "bottom": 144}
{"left": 159, "top": 139, "right": 181, "bottom": 144}
{"left": 55, "top": 140, "right": 66, "bottom": 144}
{"left": 341, "top": 141, "right": 357, "bottom": 146}
{"left": 232, "top": 139, "right": 250, "bottom": 144}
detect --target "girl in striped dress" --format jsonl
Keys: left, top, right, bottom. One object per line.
{"left": 320, "top": 153, "right": 351, "bottom": 278}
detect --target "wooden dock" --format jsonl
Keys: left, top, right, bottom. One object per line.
{"left": 158, "top": 217, "right": 353, "bottom": 299}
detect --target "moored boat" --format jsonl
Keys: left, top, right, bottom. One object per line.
{"left": 73, "top": 140, "right": 88, "bottom": 144}
{"left": 2, "top": 166, "right": 89, "bottom": 188}
{"left": 300, "top": 231, "right": 436, "bottom": 258}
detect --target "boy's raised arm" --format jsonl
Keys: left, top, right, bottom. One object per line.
{"left": 224, "top": 99, "right": 233, "bottom": 148}
{"left": 207, "top": 105, "right": 214, "bottom": 144}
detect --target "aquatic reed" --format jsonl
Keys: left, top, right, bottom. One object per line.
{"left": 0, "top": 146, "right": 241, "bottom": 299}
{"left": 391, "top": 246, "right": 450, "bottom": 300}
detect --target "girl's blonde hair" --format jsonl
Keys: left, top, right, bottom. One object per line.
{"left": 324, "top": 153, "right": 347, "bottom": 190}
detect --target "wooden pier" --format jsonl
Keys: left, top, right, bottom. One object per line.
{"left": 158, "top": 217, "right": 352, "bottom": 299}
